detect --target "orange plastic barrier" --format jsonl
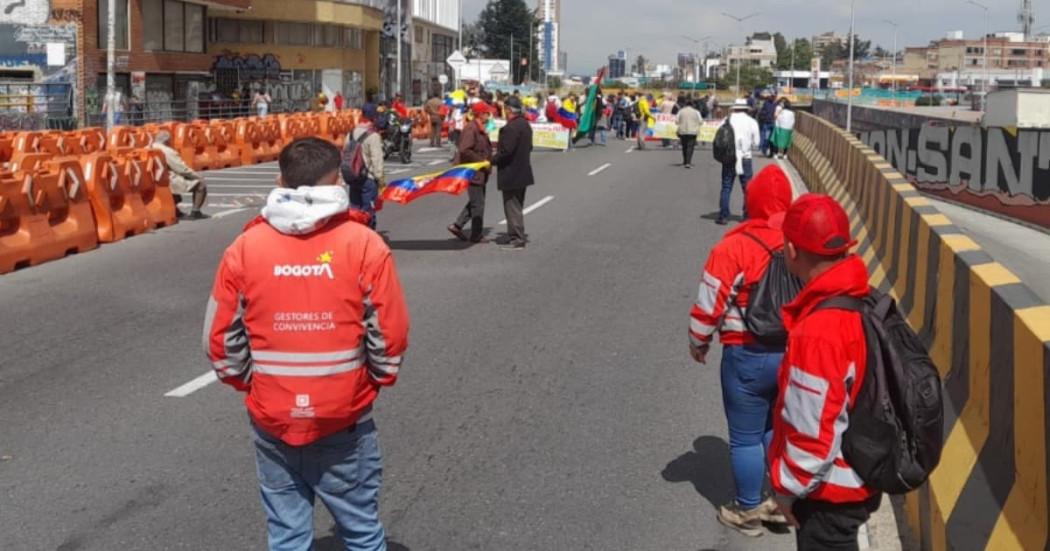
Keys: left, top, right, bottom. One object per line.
{"left": 106, "top": 126, "right": 151, "bottom": 152}
{"left": 125, "top": 148, "right": 178, "bottom": 228}
{"left": 204, "top": 121, "right": 241, "bottom": 169}
{"left": 172, "top": 123, "right": 209, "bottom": 171}
{"left": 79, "top": 152, "right": 155, "bottom": 242}
{"left": 0, "top": 134, "right": 12, "bottom": 163}
{"left": 278, "top": 115, "right": 307, "bottom": 144}
{"left": 0, "top": 159, "right": 99, "bottom": 273}
{"left": 73, "top": 128, "right": 107, "bottom": 155}
{"left": 235, "top": 119, "right": 264, "bottom": 165}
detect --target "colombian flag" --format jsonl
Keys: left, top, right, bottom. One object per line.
{"left": 381, "top": 162, "right": 491, "bottom": 205}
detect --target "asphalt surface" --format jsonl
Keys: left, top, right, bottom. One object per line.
{"left": 0, "top": 138, "right": 799, "bottom": 551}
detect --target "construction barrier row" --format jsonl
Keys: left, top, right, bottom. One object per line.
{"left": 789, "top": 111, "right": 1050, "bottom": 551}
{"left": 0, "top": 111, "right": 368, "bottom": 274}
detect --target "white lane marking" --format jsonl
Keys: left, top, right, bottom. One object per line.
{"left": 428, "top": 159, "right": 445, "bottom": 166}
{"left": 205, "top": 203, "right": 253, "bottom": 208}
{"left": 588, "top": 163, "right": 611, "bottom": 176}
{"left": 164, "top": 371, "right": 218, "bottom": 397}
{"left": 625, "top": 146, "right": 635, "bottom": 154}
{"left": 212, "top": 207, "right": 250, "bottom": 219}
{"left": 498, "top": 195, "right": 555, "bottom": 225}
{"left": 387, "top": 168, "right": 412, "bottom": 175}
{"left": 209, "top": 193, "right": 268, "bottom": 197}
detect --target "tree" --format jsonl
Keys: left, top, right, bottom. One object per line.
{"left": 462, "top": 21, "right": 487, "bottom": 58}
{"left": 716, "top": 64, "right": 774, "bottom": 92}
{"left": 477, "top": 0, "right": 538, "bottom": 84}
{"left": 773, "top": 32, "right": 789, "bottom": 68}
{"left": 822, "top": 35, "right": 872, "bottom": 66}
{"left": 777, "top": 37, "right": 815, "bottom": 70}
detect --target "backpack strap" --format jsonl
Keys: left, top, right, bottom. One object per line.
{"left": 740, "top": 231, "right": 775, "bottom": 256}
{"left": 814, "top": 295, "right": 866, "bottom": 313}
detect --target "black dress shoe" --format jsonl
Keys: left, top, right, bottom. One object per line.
{"left": 447, "top": 224, "right": 468, "bottom": 241}
{"left": 189, "top": 210, "right": 210, "bottom": 220}
{"left": 715, "top": 218, "right": 728, "bottom": 226}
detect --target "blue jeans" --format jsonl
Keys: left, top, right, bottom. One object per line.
{"left": 760, "top": 122, "right": 774, "bottom": 155}
{"left": 720, "top": 344, "right": 784, "bottom": 509}
{"left": 350, "top": 179, "right": 379, "bottom": 230}
{"left": 720, "top": 159, "right": 753, "bottom": 221}
{"left": 252, "top": 419, "right": 386, "bottom": 551}
{"left": 597, "top": 128, "right": 607, "bottom": 145}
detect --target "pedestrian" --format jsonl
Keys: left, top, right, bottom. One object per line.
{"left": 447, "top": 102, "right": 495, "bottom": 244}
{"left": 152, "top": 130, "right": 208, "bottom": 219}
{"left": 493, "top": 96, "right": 534, "bottom": 251}
{"left": 688, "top": 165, "right": 795, "bottom": 536}
{"left": 757, "top": 93, "right": 777, "bottom": 157}
{"left": 449, "top": 101, "right": 465, "bottom": 146}
{"left": 424, "top": 93, "right": 444, "bottom": 147}
{"left": 771, "top": 98, "right": 795, "bottom": 159}
{"left": 204, "top": 137, "right": 410, "bottom": 551}
{"left": 346, "top": 104, "right": 384, "bottom": 229}
{"left": 675, "top": 100, "right": 702, "bottom": 168}
{"left": 769, "top": 193, "right": 880, "bottom": 550}
{"left": 595, "top": 97, "right": 611, "bottom": 146}
{"left": 334, "top": 92, "right": 345, "bottom": 111}
{"left": 699, "top": 94, "right": 711, "bottom": 120}
{"left": 636, "top": 93, "right": 654, "bottom": 150}
{"left": 717, "top": 99, "right": 760, "bottom": 225}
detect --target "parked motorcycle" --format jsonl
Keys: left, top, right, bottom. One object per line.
{"left": 381, "top": 113, "right": 413, "bottom": 164}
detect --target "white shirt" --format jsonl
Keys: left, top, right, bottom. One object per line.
{"left": 776, "top": 108, "right": 796, "bottom": 131}
{"left": 729, "top": 112, "right": 760, "bottom": 174}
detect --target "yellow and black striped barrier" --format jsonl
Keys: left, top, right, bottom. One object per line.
{"left": 789, "top": 112, "right": 1050, "bottom": 551}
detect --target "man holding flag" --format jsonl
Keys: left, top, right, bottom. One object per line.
{"left": 448, "top": 102, "right": 495, "bottom": 244}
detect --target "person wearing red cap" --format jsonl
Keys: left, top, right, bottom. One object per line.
{"left": 687, "top": 164, "right": 794, "bottom": 536}
{"left": 448, "top": 102, "right": 494, "bottom": 243}
{"left": 769, "top": 193, "right": 880, "bottom": 550}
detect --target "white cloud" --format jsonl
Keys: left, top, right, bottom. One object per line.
{"left": 460, "top": 0, "right": 1023, "bottom": 74}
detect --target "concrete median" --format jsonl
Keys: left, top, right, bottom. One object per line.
{"left": 789, "top": 111, "right": 1050, "bottom": 551}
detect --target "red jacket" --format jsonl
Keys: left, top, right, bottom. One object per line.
{"left": 768, "top": 255, "right": 878, "bottom": 503}
{"left": 689, "top": 165, "right": 793, "bottom": 347}
{"left": 204, "top": 210, "right": 409, "bottom": 446}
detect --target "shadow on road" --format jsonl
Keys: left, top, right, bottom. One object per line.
{"left": 661, "top": 435, "right": 734, "bottom": 511}
{"left": 314, "top": 535, "right": 411, "bottom": 550}
{"left": 385, "top": 239, "right": 474, "bottom": 251}
{"left": 699, "top": 212, "right": 745, "bottom": 223}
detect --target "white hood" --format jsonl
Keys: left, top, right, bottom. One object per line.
{"left": 261, "top": 185, "right": 350, "bottom": 235}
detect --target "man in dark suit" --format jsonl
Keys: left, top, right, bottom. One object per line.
{"left": 493, "top": 97, "right": 534, "bottom": 251}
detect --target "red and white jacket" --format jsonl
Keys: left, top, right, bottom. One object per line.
{"left": 768, "top": 255, "right": 878, "bottom": 503}
{"left": 689, "top": 164, "right": 793, "bottom": 348}
{"left": 204, "top": 185, "right": 409, "bottom": 446}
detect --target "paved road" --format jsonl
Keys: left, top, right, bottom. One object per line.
{"left": 0, "top": 139, "right": 797, "bottom": 551}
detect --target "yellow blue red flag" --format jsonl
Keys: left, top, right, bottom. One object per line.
{"left": 380, "top": 162, "right": 491, "bottom": 205}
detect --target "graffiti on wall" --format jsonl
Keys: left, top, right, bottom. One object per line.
{"left": 212, "top": 53, "right": 282, "bottom": 81}
{"left": 860, "top": 124, "right": 1050, "bottom": 230}
{"left": 0, "top": 0, "right": 49, "bottom": 25}
{"left": 0, "top": 21, "right": 77, "bottom": 82}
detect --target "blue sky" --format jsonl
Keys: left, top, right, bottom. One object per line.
{"left": 461, "top": 0, "right": 1027, "bottom": 74}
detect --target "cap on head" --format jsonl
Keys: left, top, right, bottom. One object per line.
{"left": 361, "top": 103, "right": 378, "bottom": 121}
{"left": 780, "top": 194, "right": 857, "bottom": 256}
{"left": 731, "top": 98, "right": 749, "bottom": 110}
{"left": 471, "top": 102, "right": 493, "bottom": 115}
{"left": 505, "top": 96, "right": 523, "bottom": 112}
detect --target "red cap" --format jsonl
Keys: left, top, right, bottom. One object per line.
{"left": 471, "top": 102, "right": 494, "bottom": 115}
{"left": 780, "top": 194, "right": 857, "bottom": 255}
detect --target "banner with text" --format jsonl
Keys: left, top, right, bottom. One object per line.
{"left": 488, "top": 120, "right": 570, "bottom": 151}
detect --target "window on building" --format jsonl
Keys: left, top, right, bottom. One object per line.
{"left": 98, "top": 0, "right": 130, "bottom": 50}
{"left": 431, "top": 33, "right": 453, "bottom": 63}
{"left": 322, "top": 25, "right": 341, "bottom": 47}
{"left": 415, "top": 25, "right": 424, "bottom": 44}
{"left": 344, "top": 28, "right": 363, "bottom": 49}
{"left": 142, "top": 0, "right": 164, "bottom": 50}
{"left": 185, "top": 4, "right": 204, "bottom": 52}
{"left": 211, "top": 18, "right": 239, "bottom": 43}
{"left": 164, "top": 0, "right": 185, "bottom": 51}
{"left": 240, "top": 20, "right": 264, "bottom": 43}
{"left": 277, "top": 22, "right": 311, "bottom": 45}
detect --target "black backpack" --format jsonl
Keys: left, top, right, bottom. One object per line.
{"left": 341, "top": 130, "right": 372, "bottom": 186}
{"left": 816, "top": 290, "right": 944, "bottom": 494}
{"left": 758, "top": 100, "right": 777, "bottom": 124}
{"left": 740, "top": 233, "right": 803, "bottom": 346}
{"left": 712, "top": 120, "right": 736, "bottom": 164}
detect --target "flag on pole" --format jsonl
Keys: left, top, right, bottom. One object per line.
{"left": 576, "top": 67, "right": 608, "bottom": 136}
{"left": 380, "top": 162, "right": 491, "bottom": 205}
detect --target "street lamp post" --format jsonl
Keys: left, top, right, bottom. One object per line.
{"left": 682, "top": 35, "right": 714, "bottom": 84}
{"left": 721, "top": 12, "right": 758, "bottom": 96}
{"left": 846, "top": 0, "right": 856, "bottom": 132}
{"left": 966, "top": 0, "right": 990, "bottom": 111}
{"left": 105, "top": 0, "right": 116, "bottom": 132}
{"left": 884, "top": 19, "right": 899, "bottom": 106}
{"left": 396, "top": 0, "right": 402, "bottom": 99}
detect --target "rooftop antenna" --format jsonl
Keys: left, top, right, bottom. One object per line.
{"left": 1021, "top": 0, "right": 1034, "bottom": 38}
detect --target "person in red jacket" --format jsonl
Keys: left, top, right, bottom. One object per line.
{"left": 688, "top": 164, "right": 793, "bottom": 535}
{"left": 769, "top": 193, "right": 880, "bottom": 550}
{"left": 204, "top": 137, "right": 410, "bottom": 551}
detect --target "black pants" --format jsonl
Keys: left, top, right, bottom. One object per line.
{"left": 502, "top": 188, "right": 526, "bottom": 244}
{"left": 793, "top": 495, "right": 881, "bottom": 551}
{"left": 454, "top": 183, "right": 486, "bottom": 241}
{"left": 430, "top": 121, "right": 442, "bottom": 146}
{"left": 680, "top": 134, "right": 697, "bottom": 165}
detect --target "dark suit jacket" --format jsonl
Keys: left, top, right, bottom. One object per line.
{"left": 493, "top": 116, "right": 534, "bottom": 191}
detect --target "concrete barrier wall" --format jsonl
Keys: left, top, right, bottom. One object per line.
{"left": 789, "top": 111, "right": 1050, "bottom": 551}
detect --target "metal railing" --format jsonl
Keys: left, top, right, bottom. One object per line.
{"left": 82, "top": 98, "right": 313, "bottom": 127}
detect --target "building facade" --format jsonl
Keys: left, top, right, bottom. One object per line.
{"left": 723, "top": 33, "right": 777, "bottom": 70}
{"left": 410, "top": 0, "right": 458, "bottom": 103}
{"left": 902, "top": 31, "right": 1050, "bottom": 87}
{"left": 607, "top": 52, "right": 625, "bottom": 79}
{"left": 536, "top": 0, "right": 561, "bottom": 76}
{"left": 812, "top": 31, "right": 846, "bottom": 54}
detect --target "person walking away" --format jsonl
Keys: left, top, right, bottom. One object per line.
{"left": 769, "top": 193, "right": 880, "bottom": 550}
{"left": 449, "top": 102, "right": 465, "bottom": 147}
{"left": 447, "top": 102, "right": 495, "bottom": 244}
{"left": 595, "top": 98, "right": 611, "bottom": 146}
{"left": 424, "top": 94, "right": 444, "bottom": 147}
{"left": 345, "top": 104, "right": 384, "bottom": 229}
{"left": 612, "top": 93, "right": 625, "bottom": 139}
{"left": 688, "top": 165, "right": 795, "bottom": 536}
{"left": 717, "top": 99, "right": 760, "bottom": 225}
{"left": 492, "top": 97, "right": 533, "bottom": 251}
{"left": 204, "top": 137, "right": 410, "bottom": 551}
{"left": 152, "top": 130, "right": 208, "bottom": 219}
{"left": 333, "top": 92, "right": 345, "bottom": 111}
{"left": 699, "top": 94, "right": 711, "bottom": 120}
{"left": 771, "top": 98, "right": 795, "bottom": 159}
{"left": 636, "top": 94, "right": 654, "bottom": 150}
{"left": 757, "top": 93, "right": 777, "bottom": 157}
{"left": 675, "top": 100, "right": 702, "bottom": 168}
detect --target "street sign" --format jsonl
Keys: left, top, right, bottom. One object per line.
{"left": 438, "top": 74, "right": 449, "bottom": 85}
{"left": 446, "top": 50, "right": 467, "bottom": 69}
